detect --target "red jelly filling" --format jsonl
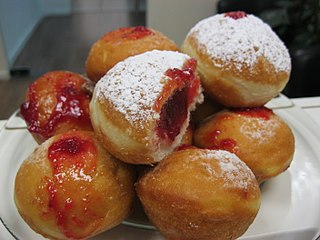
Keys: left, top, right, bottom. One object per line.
{"left": 20, "top": 72, "right": 92, "bottom": 139}
{"left": 157, "top": 86, "right": 189, "bottom": 141}
{"left": 46, "top": 134, "right": 100, "bottom": 238}
{"left": 224, "top": 11, "right": 247, "bottom": 20}
{"left": 232, "top": 107, "right": 273, "bottom": 120}
{"left": 206, "top": 130, "right": 238, "bottom": 153}
{"left": 156, "top": 59, "right": 200, "bottom": 142}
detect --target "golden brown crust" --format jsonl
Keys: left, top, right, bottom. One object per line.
{"left": 85, "top": 27, "right": 178, "bottom": 82}
{"left": 14, "top": 131, "right": 135, "bottom": 240}
{"left": 194, "top": 109, "right": 295, "bottom": 183}
{"left": 136, "top": 148, "right": 261, "bottom": 240}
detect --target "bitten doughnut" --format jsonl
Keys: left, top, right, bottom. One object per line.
{"left": 90, "top": 50, "right": 203, "bottom": 164}
{"left": 181, "top": 11, "right": 291, "bottom": 107}
{"left": 194, "top": 107, "right": 295, "bottom": 183}
{"left": 20, "top": 71, "right": 94, "bottom": 144}
{"left": 14, "top": 131, "right": 135, "bottom": 240}
{"left": 136, "top": 148, "right": 261, "bottom": 240}
{"left": 85, "top": 26, "right": 178, "bottom": 82}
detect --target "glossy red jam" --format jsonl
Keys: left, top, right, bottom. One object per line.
{"left": 224, "top": 11, "right": 247, "bottom": 19}
{"left": 157, "top": 86, "right": 188, "bottom": 141}
{"left": 46, "top": 134, "right": 100, "bottom": 238}
{"left": 156, "top": 59, "right": 200, "bottom": 142}
{"left": 206, "top": 130, "right": 238, "bottom": 153}
{"left": 232, "top": 107, "right": 273, "bottom": 120}
{"left": 20, "top": 71, "right": 92, "bottom": 140}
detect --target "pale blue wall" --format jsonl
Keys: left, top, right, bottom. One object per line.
{"left": 0, "top": 0, "right": 71, "bottom": 65}
{"left": 38, "top": 0, "right": 71, "bottom": 16}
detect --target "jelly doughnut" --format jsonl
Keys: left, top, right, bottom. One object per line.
{"left": 194, "top": 107, "right": 295, "bottom": 183}
{"left": 136, "top": 148, "right": 261, "bottom": 240}
{"left": 14, "top": 131, "right": 135, "bottom": 240}
{"left": 181, "top": 11, "right": 291, "bottom": 107}
{"left": 90, "top": 50, "right": 203, "bottom": 164}
{"left": 20, "top": 71, "right": 94, "bottom": 144}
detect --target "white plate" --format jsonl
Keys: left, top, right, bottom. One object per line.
{"left": 1, "top": 105, "right": 320, "bottom": 240}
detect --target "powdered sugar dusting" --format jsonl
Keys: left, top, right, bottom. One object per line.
{"left": 189, "top": 13, "right": 291, "bottom": 72}
{"left": 201, "top": 149, "right": 255, "bottom": 189}
{"left": 240, "top": 117, "right": 280, "bottom": 144}
{"left": 95, "top": 50, "right": 190, "bottom": 127}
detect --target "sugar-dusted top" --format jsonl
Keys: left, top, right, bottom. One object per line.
{"left": 95, "top": 50, "right": 190, "bottom": 127}
{"left": 199, "top": 149, "right": 256, "bottom": 189}
{"left": 239, "top": 114, "right": 280, "bottom": 144}
{"left": 188, "top": 13, "right": 291, "bottom": 72}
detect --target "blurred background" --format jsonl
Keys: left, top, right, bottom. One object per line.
{"left": 0, "top": 0, "right": 319, "bottom": 119}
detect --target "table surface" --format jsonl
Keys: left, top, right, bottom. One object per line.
{"left": 1, "top": 96, "right": 320, "bottom": 240}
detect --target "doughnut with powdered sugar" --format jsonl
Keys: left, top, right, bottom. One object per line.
{"left": 90, "top": 50, "right": 203, "bottom": 164}
{"left": 181, "top": 11, "right": 291, "bottom": 107}
{"left": 194, "top": 107, "right": 295, "bottom": 183}
{"left": 136, "top": 148, "right": 261, "bottom": 240}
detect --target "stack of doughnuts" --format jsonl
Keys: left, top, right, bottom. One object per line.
{"left": 15, "top": 12, "right": 295, "bottom": 240}
{"left": 181, "top": 11, "right": 294, "bottom": 184}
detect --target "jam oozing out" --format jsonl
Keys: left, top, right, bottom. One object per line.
{"left": 20, "top": 72, "right": 92, "bottom": 139}
{"left": 206, "top": 130, "right": 238, "bottom": 153}
{"left": 156, "top": 59, "right": 200, "bottom": 142}
{"left": 46, "top": 135, "right": 102, "bottom": 238}
{"left": 224, "top": 11, "right": 247, "bottom": 20}
{"left": 232, "top": 107, "right": 273, "bottom": 120}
